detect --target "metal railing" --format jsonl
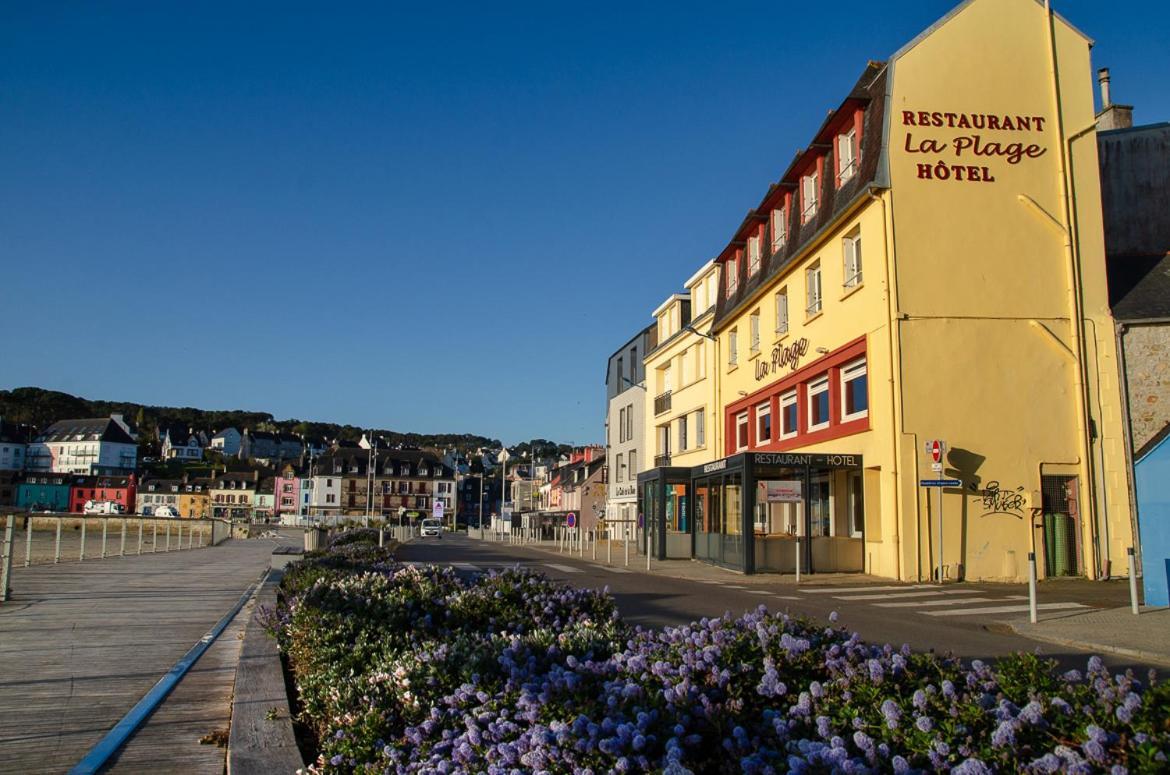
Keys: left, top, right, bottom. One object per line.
{"left": 1, "top": 513, "right": 230, "bottom": 601}
{"left": 654, "top": 390, "right": 672, "bottom": 416}
{"left": 654, "top": 454, "right": 672, "bottom": 467}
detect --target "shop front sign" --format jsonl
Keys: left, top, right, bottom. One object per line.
{"left": 754, "top": 452, "right": 863, "bottom": 469}
{"left": 755, "top": 337, "right": 810, "bottom": 381}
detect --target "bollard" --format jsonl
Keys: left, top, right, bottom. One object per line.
{"left": 80, "top": 520, "right": 87, "bottom": 561}
{"left": 1, "top": 515, "right": 15, "bottom": 602}
{"left": 1128, "top": 547, "right": 1140, "bottom": 615}
{"left": 592, "top": 530, "right": 596, "bottom": 561}
{"left": 101, "top": 519, "right": 108, "bottom": 559}
{"left": 624, "top": 537, "right": 629, "bottom": 567}
{"left": 138, "top": 520, "right": 144, "bottom": 554}
{"left": 177, "top": 522, "right": 183, "bottom": 550}
{"left": 379, "top": 528, "right": 384, "bottom": 548}
{"left": 646, "top": 528, "right": 651, "bottom": 571}
{"left": 1028, "top": 551, "right": 1038, "bottom": 624}
{"left": 795, "top": 537, "right": 801, "bottom": 584}
{"left": 119, "top": 519, "right": 127, "bottom": 557}
{"left": 607, "top": 535, "right": 612, "bottom": 565}
{"left": 25, "top": 517, "right": 33, "bottom": 568}
{"left": 55, "top": 519, "right": 62, "bottom": 563}
{"left": 166, "top": 523, "right": 171, "bottom": 552}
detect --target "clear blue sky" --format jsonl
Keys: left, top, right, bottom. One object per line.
{"left": 2, "top": 1, "right": 1166, "bottom": 445}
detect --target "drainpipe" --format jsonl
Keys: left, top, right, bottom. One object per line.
{"left": 1043, "top": 0, "right": 1104, "bottom": 578}
{"left": 871, "top": 189, "right": 903, "bottom": 582}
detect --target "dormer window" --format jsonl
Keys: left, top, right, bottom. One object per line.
{"left": 726, "top": 255, "right": 739, "bottom": 297}
{"left": 747, "top": 235, "right": 761, "bottom": 276}
{"left": 837, "top": 127, "right": 858, "bottom": 185}
{"left": 801, "top": 172, "right": 819, "bottom": 223}
{"left": 771, "top": 204, "right": 787, "bottom": 252}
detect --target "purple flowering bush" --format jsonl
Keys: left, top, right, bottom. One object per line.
{"left": 272, "top": 537, "right": 1170, "bottom": 773}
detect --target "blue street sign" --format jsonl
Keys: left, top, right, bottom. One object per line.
{"left": 920, "top": 479, "right": 962, "bottom": 487}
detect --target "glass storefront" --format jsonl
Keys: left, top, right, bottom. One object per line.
{"left": 646, "top": 452, "right": 866, "bottom": 574}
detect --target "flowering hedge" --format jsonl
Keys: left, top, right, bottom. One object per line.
{"left": 269, "top": 533, "right": 1170, "bottom": 774}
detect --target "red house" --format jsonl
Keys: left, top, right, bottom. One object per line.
{"left": 70, "top": 474, "right": 137, "bottom": 514}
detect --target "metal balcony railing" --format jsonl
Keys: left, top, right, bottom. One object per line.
{"left": 654, "top": 390, "right": 672, "bottom": 416}
{"left": 654, "top": 454, "right": 672, "bottom": 468}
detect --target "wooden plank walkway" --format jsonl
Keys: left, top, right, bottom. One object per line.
{"left": 0, "top": 531, "right": 302, "bottom": 774}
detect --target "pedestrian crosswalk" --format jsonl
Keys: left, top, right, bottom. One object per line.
{"left": 797, "top": 584, "right": 1088, "bottom": 620}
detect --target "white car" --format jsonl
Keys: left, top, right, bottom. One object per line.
{"left": 153, "top": 505, "right": 180, "bottom": 518}
{"left": 420, "top": 518, "right": 443, "bottom": 538}
{"left": 83, "top": 500, "right": 125, "bottom": 515}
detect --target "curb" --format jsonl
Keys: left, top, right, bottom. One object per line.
{"left": 1005, "top": 623, "right": 1170, "bottom": 669}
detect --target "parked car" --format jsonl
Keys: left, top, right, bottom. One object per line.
{"left": 153, "top": 505, "right": 180, "bottom": 518}
{"left": 420, "top": 518, "right": 443, "bottom": 538}
{"left": 83, "top": 500, "right": 125, "bottom": 515}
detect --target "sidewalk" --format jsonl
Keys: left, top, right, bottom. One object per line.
{"left": 1007, "top": 606, "right": 1170, "bottom": 669}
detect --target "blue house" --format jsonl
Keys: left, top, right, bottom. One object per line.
{"left": 1137, "top": 426, "right": 1170, "bottom": 607}
{"left": 15, "top": 474, "right": 73, "bottom": 513}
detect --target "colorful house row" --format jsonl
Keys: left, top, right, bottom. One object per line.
{"left": 15, "top": 474, "right": 137, "bottom": 514}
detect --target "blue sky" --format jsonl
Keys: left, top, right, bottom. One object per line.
{"left": 2, "top": 1, "right": 1167, "bottom": 445}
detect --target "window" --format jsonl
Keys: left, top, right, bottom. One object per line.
{"left": 747, "top": 235, "right": 761, "bottom": 276}
{"left": 616, "top": 453, "right": 625, "bottom": 482}
{"left": 706, "top": 273, "right": 719, "bottom": 311}
{"left": 837, "top": 128, "right": 858, "bottom": 185}
{"left": 749, "top": 311, "right": 760, "bottom": 353}
{"left": 806, "top": 261, "right": 822, "bottom": 316}
{"left": 848, "top": 470, "right": 864, "bottom": 537}
{"left": 629, "top": 450, "right": 637, "bottom": 475}
{"left": 771, "top": 205, "right": 787, "bottom": 252}
{"left": 625, "top": 404, "right": 633, "bottom": 440}
{"left": 843, "top": 229, "right": 862, "bottom": 288}
{"left": 692, "top": 282, "right": 705, "bottom": 314}
{"left": 728, "top": 328, "right": 738, "bottom": 366}
{"left": 735, "top": 412, "right": 749, "bottom": 451}
{"left": 801, "top": 171, "right": 818, "bottom": 222}
{"left": 694, "top": 409, "right": 705, "bottom": 447}
{"left": 755, "top": 403, "right": 772, "bottom": 446}
{"left": 808, "top": 376, "right": 831, "bottom": 431}
{"left": 678, "top": 416, "right": 688, "bottom": 451}
{"left": 775, "top": 287, "right": 789, "bottom": 334}
{"left": 780, "top": 390, "right": 799, "bottom": 439}
{"left": 618, "top": 407, "right": 626, "bottom": 443}
{"left": 658, "top": 425, "right": 671, "bottom": 455}
{"left": 841, "top": 359, "right": 869, "bottom": 421}
{"left": 726, "top": 256, "right": 738, "bottom": 297}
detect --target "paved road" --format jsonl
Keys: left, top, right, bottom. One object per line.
{"left": 400, "top": 533, "right": 1149, "bottom": 672}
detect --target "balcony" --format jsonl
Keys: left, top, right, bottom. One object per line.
{"left": 654, "top": 390, "right": 672, "bottom": 416}
{"left": 654, "top": 454, "right": 672, "bottom": 468}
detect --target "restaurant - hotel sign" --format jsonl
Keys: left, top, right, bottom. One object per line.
{"left": 754, "top": 452, "right": 863, "bottom": 469}
{"left": 755, "top": 337, "right": 810, "bottom": 381}
{"left": 901, "top": 109, "right": 1048, "bottom": 184}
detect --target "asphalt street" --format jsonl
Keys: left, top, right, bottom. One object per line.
{"left": 399, "top": 532, "right": 1151, "bottom": 673}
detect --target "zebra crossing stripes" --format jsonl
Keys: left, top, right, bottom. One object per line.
{"left": 875, "top": 596, "right": 998, "bottom": 608}
{"left": 924, "top": 602, "right": 1087, "bottom": 617}
{"left": 833, "top": 589, "right": 974, "bottom": 601}
{"left": 543, "top": 563, "right": 583, "bottom": 574}
{"left": 799, "top": 585, "right": 940, "bottom": 594}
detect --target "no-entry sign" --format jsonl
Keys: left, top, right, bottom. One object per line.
{"left": 929, "top": 439, "right": 945, "bottom": 463}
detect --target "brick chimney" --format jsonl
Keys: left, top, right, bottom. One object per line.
{"left": 1096, "top": 68, "right": 1134, "bottom": 131}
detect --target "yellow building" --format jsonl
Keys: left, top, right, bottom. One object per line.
{"left": 137, "top": 477, "right": 211, "bottom": 518}
{"left": 639, "top": 0, "right": 1132, "bottom": 582}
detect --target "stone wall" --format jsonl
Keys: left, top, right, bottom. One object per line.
{"left": 1123, "top": 323, "right": 1170, "bottom": 452}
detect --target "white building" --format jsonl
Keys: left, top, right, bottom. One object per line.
{"left": 604, "top": 326, "right": 652, "bottom": 531}
{"left": 0, "top": 420, "right": 30, "bottom": 471}
{"left": 161, "top": 427, "right": 204, "bottom": 461}
{"left": 26, "top": 417, "right": 137, "bottom": 474}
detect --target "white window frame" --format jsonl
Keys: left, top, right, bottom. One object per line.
{"left": 629, "top": 450, "right": 637, "bottom": 475}
{"left": 755, "top": 402, "right": 772, "bottom": 446}
{"left": 747, "top": 235, "right": 761, "bottom": 276}
{"left": 801, "top": 172, "right": 818, "bottom": 223}
{"left": 775, "top": 287, "right": 789, "bottom": 334}
{"left": 779, "top": 390, "right": 799, "bottom": 439}
{"left": 806, "top": 261, "right": 822, "bottom": 316}
{"left": 735, "top": 412, "right": 749, "bottom": 452}
{"left": 843, "top": 229, "right": 862, "bottom": 288}
{"left": 728, "top": 328, "right": 738, "bottom": 366}
{"left": 837, "top": 128, "right": 857, "bottom": 185}
{"left": 749, "top": 312, "right": 760, "bottom": 353}
{"left": 808, "top": 375, "right": 831, "bottom": 431}
{"left": 771, "top": 206, "right": 787, "bottom": 252}
{"left": 840, "top": 358, "right": 869, "bottom": 422}
{"left": 618, "top": 407, "right": 626, "bottom": 443}
{"left": 694, "top": 409, "right": 705, "bottom": 447}
{"left": 616, "top": 453, "right": 625, "bottom": 482}
{"left": 626, "top": 403, "right": 633, "bottom": 439}
{"left": 726, "top": 256, "right": 738, "bottom": 297}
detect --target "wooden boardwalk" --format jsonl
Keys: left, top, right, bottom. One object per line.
{"left": 0, "top": 531, "right": 302, "bottom": 774}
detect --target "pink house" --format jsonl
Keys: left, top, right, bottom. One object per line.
{"left": 275, "top": 464, "right": 301, "bottom": 520}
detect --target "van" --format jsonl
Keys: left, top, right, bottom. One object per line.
{"left": 420, "top": 518, "right": 443, "bottom": 538}
{"left": 84, "top": 500, "right": 125, "bottom": 515}
{"left": 153, "top": 505, "right": 180, "bottom": 518}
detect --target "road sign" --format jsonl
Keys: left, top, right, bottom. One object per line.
{"left": 566, "top": 512, "right": 577, "bottom": 528}
{"left": 931, "top": 462, "right": 943, "bottom": 472}
{"left": 433, "top": 500, "right": 444, "bottom": 519}
{"left": 928, "top": 439, "right": 945, "bottom": 463}
{"left": 920, "top": 479, "right": 961, "bottom": 487}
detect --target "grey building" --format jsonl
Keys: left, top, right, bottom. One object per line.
{"left": 604, "top": 324, "right": 654, "bottom": 534}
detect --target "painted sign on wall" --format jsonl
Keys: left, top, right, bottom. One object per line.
{"left": 755, "top": 337, "right": 810, "bottom": 381}
{"left": 900, "top": 109, "right": 1048, "bottom": 184}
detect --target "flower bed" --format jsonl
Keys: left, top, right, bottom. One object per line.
{"left": 268, "top": 534, "right": 1170, "bottom": 773}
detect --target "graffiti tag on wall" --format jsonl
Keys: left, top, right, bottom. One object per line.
{"left": 977, "top": 481, "right": 1025, "bottom": 519}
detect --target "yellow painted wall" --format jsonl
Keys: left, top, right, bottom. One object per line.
{"left": 888, "top": 0, "right": 1132, "bottom": 580}
{"left": 643, "top": 309, "right": 720, "bottom": 471}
